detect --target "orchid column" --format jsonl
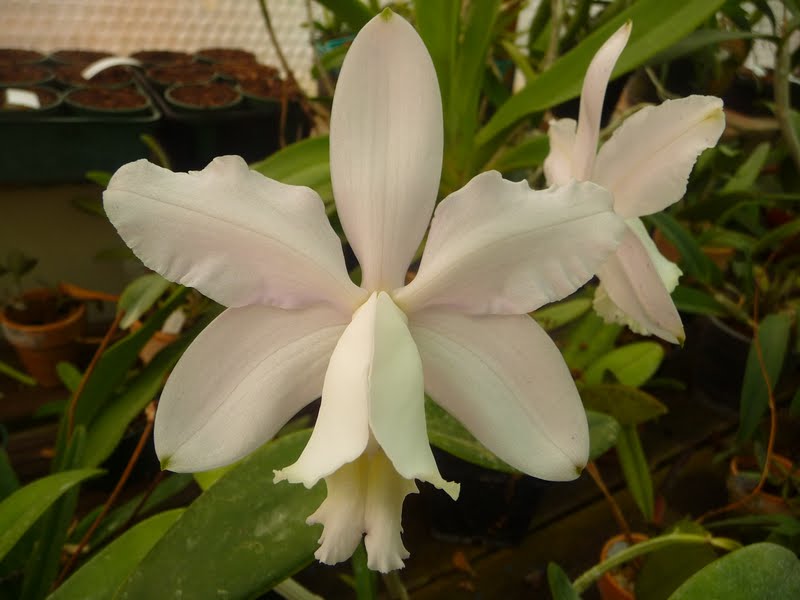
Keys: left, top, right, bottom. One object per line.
{"left": 544, "top": 22, "right": 725, "bottom": 343}
{"left": 104, "top": 10, "right": 626, "bottom": 571}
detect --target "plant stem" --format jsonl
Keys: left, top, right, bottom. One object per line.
{"left": 66, "top": 310, "right": 124, "bottom": 436}
{"left": 274, "top": 577, "right": 324, "bottom": 600}
{"left": 586, "top": 462, "right": 633, "bottom": 540}
{"left": 54, "top": 410, "right": 154, "bottom": 587}
{"left": 571, "top": 533, "right": 740, "bottom": 593}
{"left": 382, "top": 571, "right": 409, "bottom": 600}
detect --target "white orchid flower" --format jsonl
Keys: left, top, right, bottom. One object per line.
{"left": 544, "top": 22, "right": 726, "bottom": 344}
{"left": 104, "top": 11, "right": 626, "bottom": 572}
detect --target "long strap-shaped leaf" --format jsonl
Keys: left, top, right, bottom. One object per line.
{"left": 477, "top": 0, "right": 726, "bottom": 145}
{"left": 0, "top": 468, "right": 101, "bottom": 562}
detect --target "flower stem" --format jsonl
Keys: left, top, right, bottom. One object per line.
{"left": 571, "top": 533, "right": 741, "bottom": 594}
{"left": 774, "top": 20, "right": 800, "bottom": 174}
{"left": 273, "top": 577, "right": 324, "bottom": 600}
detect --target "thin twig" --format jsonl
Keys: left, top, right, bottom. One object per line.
{"left": 586, "top": 462, "right": 633, "bottom": 541}
{"left": 697, "top": 287, "right": 779, "bottom": 523}
{"left": 258, "top": 0, "right": 329, "bottom": 131}
{"left": 55, "top": 411, "right": 155, "bottom": 587}
{"left": 305, "top": 0, "right": 335, "bottom": 98}
{"left": 66, "top": 310, "right": 124, "bottom": 436}
{"left": 120, "top": 469, "right": 165, "bottom": 533}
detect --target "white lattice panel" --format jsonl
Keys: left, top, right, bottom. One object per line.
{"left": 0, "top": 0, "right": 318, "bottom": 93}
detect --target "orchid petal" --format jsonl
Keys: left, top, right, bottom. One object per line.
{"left": 394, "top": 172, "right": 625, "bottom": 315}
{"left": 572, "top": 21, "right": 631, "bottom": 180}
{"left": 368, "top": 293, "right": 458, "bottom": 499}
{"left": 543, "top": 118, "right": 577, "bottom": 186}
{"left": 330, "top": 10, "right": 443, "bottom": 292}
{"left": 593, "top": 95, "right": 725, "bottom": 218}
{"left": 156, "top": 304, "right": 348, "bottom": 472}
{"left": 410, "top": 311, "right": 589, "bottom": 481}
{"left": 104, "top": 156, "right": 365, "bottom": 312}
{"left": 627, "top": 218, "right": 682, "bottom": 292}
{"left": 364, "top": 451, "right": 418, "bottom": 572}
{"left": 595, "top": 224, "right": 684, "bottom": 344}
{"left": 307, "top": 458, "right": 368, "bottom": 566}
{"left": 275, "top": 295, "right": 377, "bottom": 488}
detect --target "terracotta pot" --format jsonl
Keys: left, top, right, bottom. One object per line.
{"left": 728, "top": 454, "right": 797, "bottom": 515}
{"left": 1, "top": 289, "right": 87, "bottom": 387}
{"left": 598, "top": 533, "right": 649, "bottom": 600}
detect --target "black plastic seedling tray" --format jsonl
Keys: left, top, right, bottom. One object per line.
{"left": 0, "top": 89, "right": 160, "bottom": 184}
{"left": 137, "top": 73, "right": 309, "bottom": 172}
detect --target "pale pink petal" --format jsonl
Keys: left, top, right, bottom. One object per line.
{"left": 155, "top": 304, "right": 348, "bottom": 472}
{"left": 394, "top": 172, "right": 625, "bottom": 315}
{"left": 274, "top": 295, "right": 378, "bottom": 488}
{"left": 330, "top": 11, "right": 443, "bottom": 292}
{"left": 594, "top": 224, "right": 684, "bottom": 344}
{"left": 410, "top": 311, "right": 589, "bottom": 481}
{"left": 593, "top": 95, "right": 725, "bottom": 217}
{"left": 105, "top": 156, "right": 366, "bottom": 312}
{"left": 543, "top": 118, "right": 577, "bottom": 185}
{"left": 572, "top": 21, "right": 631, "bottom": 180}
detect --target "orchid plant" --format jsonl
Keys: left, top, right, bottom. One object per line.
{"left": 103, "top": 10, "right": 626, "bottom": 571}
{"left": 543, "top": 21, "right": 726, "bottom": 345}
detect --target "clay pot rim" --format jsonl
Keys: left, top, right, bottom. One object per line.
{"left": 598, "top": 532, "right": 649, "bottom": 600}
{"left": 729, "top": 453, "right": 796, "bottom": 503}
{"left": 1, "top": 288, "right": 86, "bottom": 333}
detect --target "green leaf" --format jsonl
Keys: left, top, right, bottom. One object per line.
{"left": 547, "top": 562, "right": 580, "bottom": 600}
{"left": 250, "top": 136, "right": 332, "bottom": 203}
{"left": 69, "top": 474, "right": 193, "bottom": 549}
{"left": 0, "top": 360, "right": 36, "bottom": 386}
{"left": 616, "top": 425, "right": 654, "bottom": 521}
{"left": 580, "top": 384, "right": 667, "bottom": 426}
{"left": 0, "top": 449, "right": 19, "bottom": 502}
{"left": 738, "top": 312, "right": 792, "bottom": 441}
{"left": 647, "top": 213, "right": 721, "bottom": 285}
{"left": 85, "top": 170, "right": 112, "bottom": 187}
{"left": 313, "top": 0, "right": 375, "bottom": 30}
{"left": 671, "top": 286, "right": 725, "bottom": 317}
{"left": 56, "top": 362, "right": 82, "bottom": 392}
{"left": 20, "top": 429, "right": 90, "bottom": 600}
{"left": 647, "top": 29, "right": 770, "bottom": 65}
{"left": 116, "top": 430, "right": 326, "bottom": 599}
{"left": 117, "top": 274, "right": 171, "bottom": 330}
{"left": 425, "top": 397, "right": 515, "bottom": 474}
{"left": 532, "top": 297, "right": 592, "bottom": 331}
{"left": 584, "top": 342, "right": 664, "bottom": 388}
{"left": 51, "top": 509, "right": 184, "bottom": 600}
{"left": 192, "top": 463, "right": 240, "bottom": 491}
{"left": 636, "top": 525, "right": 717, "bottom": 600}
{"left": 0, "top": 469, "right": 101, "bottom": 562}
{"left": 81, "top": 314, "right": 209, "bottom": 468}
{"left": 477, "top": 0, "right": 726, "bottom": 145}
{"left": 720, "top": 142, "right": 771, "bottom": 194}
{"left": 562, "top": 311, "right": 623, "bottom": 373}
{"left": 351, "top": 541, "right": 377, "bottom": 600}
{"left": 489, "top": 134, "right": 550, "bottom": 173}
{"left": 416, "top": 0, "right": 459, "bottom": 115}
{"left": 752, "top": 217, "right": 800, "bottom": 255}
{"left": 668, "top": 543, "right": 800, "bottom": 599}
{"left": 587, "top": 410, "right": 621, "bottom": 461}
{"left": 72, "top": 286, "right": 188, "bottom": 429}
